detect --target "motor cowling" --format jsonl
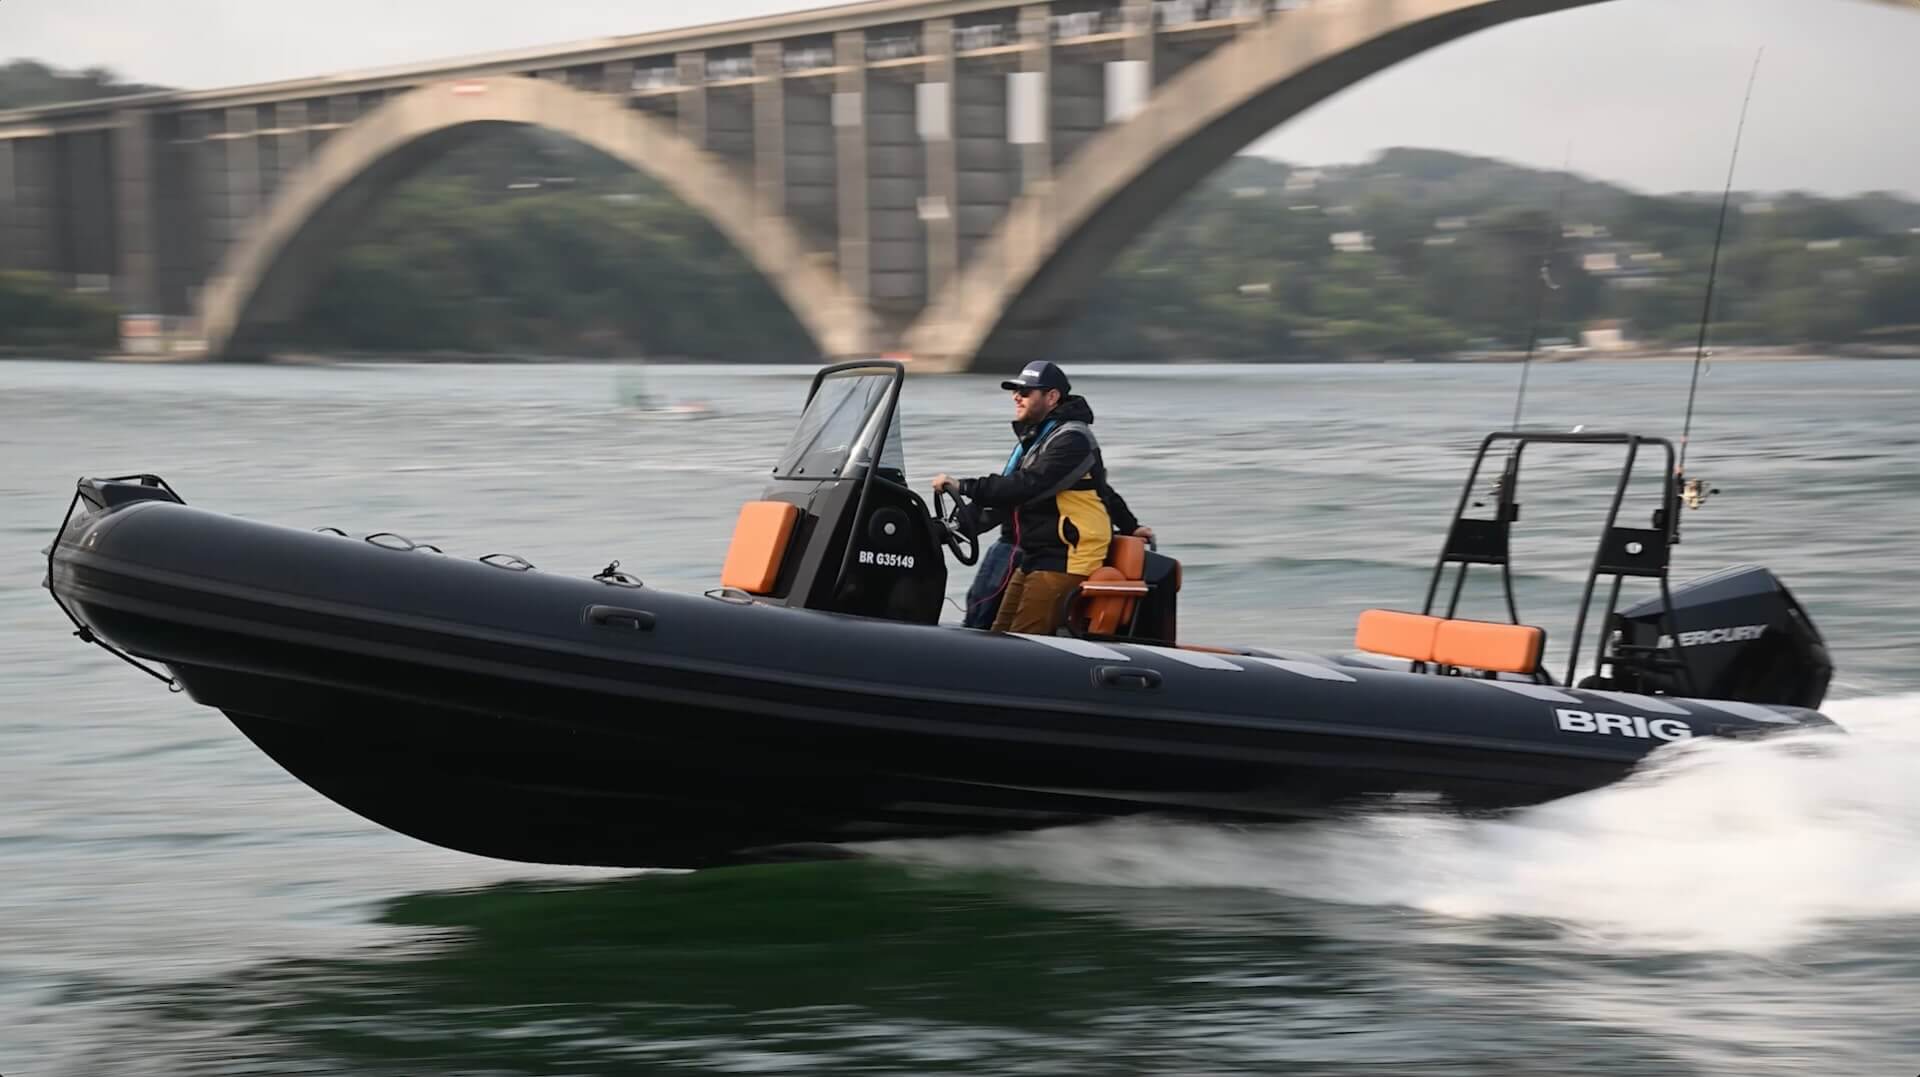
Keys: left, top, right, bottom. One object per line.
{"left": 1601, "top": 566, "right": 1832, "bottom": 708}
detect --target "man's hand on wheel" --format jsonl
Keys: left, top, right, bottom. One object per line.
{"left": 931, "top": 474, "right": 958, "bottom": 494}
{"left": 1133, "top": 526, "right": 1155, "bottom": 541}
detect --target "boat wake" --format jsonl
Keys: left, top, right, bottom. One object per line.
{"left": 872, "top": 693, "right": 1920, "bottom": 953}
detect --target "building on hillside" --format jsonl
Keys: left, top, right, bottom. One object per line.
{"left": 1285, "top": 169, "right": 1322, "bottom": 193}
{"left": 1582, "top": 319, "right": 1635, "bottom": 353}
{"left": 1575, "top": 238, "right": 1668, "bottom": 291}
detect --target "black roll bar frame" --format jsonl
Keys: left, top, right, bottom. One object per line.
{"left": 1419, "top": 430, "right": 1699, "bottom": 693}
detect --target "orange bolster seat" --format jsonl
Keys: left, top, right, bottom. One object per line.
{"left": 1080, "top": 565, "right": 1144, "bottom": 635}
{"left": 1109, "top": 534, "right": 1147, "bottom": 580}
{"left": 720, "top": 500, "right": 800, "bottom": 594}
{"left": 1355, "top": 609, "right": 1443, "bottom": 663}
{"left": 1433, "top": 618, "right": 1545, "bottom": 675}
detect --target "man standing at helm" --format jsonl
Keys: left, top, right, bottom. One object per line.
{"left": 932, "top": 361, "right": 1135, "bottom": 636}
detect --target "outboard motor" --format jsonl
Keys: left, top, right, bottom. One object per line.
{"left": 1601, "top": 566, "right": 1832, "bottom": 708}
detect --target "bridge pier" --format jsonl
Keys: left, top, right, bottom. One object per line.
{"left": 153, "top": 113, "right": 197, "bottom": 314}
{"left": 867, "top": 62, "right": 926, "bottom": 317}
{"left": 1017, "top": 5, "right": 1053, "bottom": 190}
{"left": 0, "top": 139, "right": 15, "bottom": 271}
{"left": 5, "top": 136, "right": 59, "bottom": 277}
{"left": 112, "top": 109, "right": 162, "bottom": 314}
{"left": 274, "top": 101, "right": 311, "bottom": 193}
{"left": 676, "top": 52, "right": 707, "bottom": 148}
{"left": 921, "top": 19, "right": 960, "bottom": 303}
{"left": 67, "top": 130, "right": 118, "bottom": 291}
{"left": 178, "top": 111, "right": 217, "bottom": 299}
{"left": 782, "top": 63, "right": 837, "bottom": 258}
{"left": 222, "top": 107, "right": 262, "bottom": 265}
{"left": 1123, "top": 0, "right": 1156, "bottom": 81}
{"left": 752, "top": 42, "right": 786, "bottom": 227}
{"left": 834, "top": 30, "right": 871, "bottom": 308}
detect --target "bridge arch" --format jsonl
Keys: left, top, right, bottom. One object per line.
{"left": 903, "top": 0, "right": 1614, "bottom": 371}
{"left": 199, "top": 76, "right": 872, "bottom": 359}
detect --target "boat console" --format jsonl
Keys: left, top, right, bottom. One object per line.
{"left": 715, "top": 361, "right": 950, "bottom": 623}
{"left": 716, "top": 359, "right": 1183, "bottom": 639}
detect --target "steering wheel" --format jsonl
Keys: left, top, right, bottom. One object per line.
{"left": 933, "top": 486, "right": 981, "bottom": 566}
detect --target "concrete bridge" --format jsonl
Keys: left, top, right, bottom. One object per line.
{"left": 2, "top": 0, "right": 1912, "bottom": 370}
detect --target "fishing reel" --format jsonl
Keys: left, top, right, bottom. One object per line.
{"left": 1472, "top": 465, "right": 1521, "bottom": 520}
{"left": 1680, "top": 475, "right": 1719, "bottom": 510}
{"left": 1653, "top": 473, "right": 1718, "bottom": 539}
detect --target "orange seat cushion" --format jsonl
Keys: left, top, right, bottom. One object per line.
{"left": 1081, "top": 565, "right": 1139, "bottom": 636}
{"left": 1354, "top": 609, "right": 1443, "bottom": 663}
{"left": 1433, "top": 618, "right": 1545, "bottom": 675}
{"left": 1109, "top": 534, "right": 1147, "bottom": 580}
{"left": 720, "top": 501, "right": 800, "bottom": 594}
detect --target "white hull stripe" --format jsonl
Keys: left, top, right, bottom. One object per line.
{"left": 1002, "top": 638, "right": 1796, "bottom": 725}
{"left": 1690, "top": 699, "right": 1798, "bottom": 725}
{"left": 1125, "top": 644, "right": 1244, "bottom": 671}
{"left": 1581, "top": 690, "right": 1691, "bottom": 715}
{"left": 1012, "top": 634, "right": 1130, "bottom": 661}
{"left": 1476, "top": 680, "right": 1582, "bottom": 703}
{"left": 1241, "top": 657, "right": 1358, "bottom": 682}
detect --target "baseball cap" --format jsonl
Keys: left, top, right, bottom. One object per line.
{"left": 1000, "top": 361, "right": 1071, "bottom": 394}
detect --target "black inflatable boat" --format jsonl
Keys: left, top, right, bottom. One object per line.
{"left": 44, "top": 361, "right": 1838, "bottom": 867}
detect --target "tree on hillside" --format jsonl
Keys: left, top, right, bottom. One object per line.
{"left": 0, "top": 61, "right": 167, "bottom": 109}
{"left": 9, "top": 83, "right": 1916, "bottom": 363}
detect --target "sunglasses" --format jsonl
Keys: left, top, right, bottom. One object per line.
{"left": 1011, "top": 387, "right": 1045, "bottom": 397}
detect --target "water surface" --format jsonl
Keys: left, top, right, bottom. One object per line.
{"left": 3, "top": 358, "right": 1917, "bottom": 1075}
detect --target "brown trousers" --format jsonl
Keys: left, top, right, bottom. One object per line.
{"left": 990, "top": 569, "right": 1087, "bottom": 635}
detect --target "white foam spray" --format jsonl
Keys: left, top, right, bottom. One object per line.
{"left": 873, "top": 694, "right": 1920, "bottom": 954}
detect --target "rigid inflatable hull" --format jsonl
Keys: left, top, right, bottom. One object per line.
{"left": 48, "top": 500, "right": 1831, "bottom": 868}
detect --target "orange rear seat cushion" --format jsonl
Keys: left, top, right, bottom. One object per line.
{"left": 1433, "top": 619, "right": 1545, "bottom": 675}
{"left": 721, "top": 501, "right": 800, "bottom": 593}
{"left": 1355, "top": 609, "right": 1443, "bottom": 663}
{"left": 1081, "top": 566, "right": 1134, "bottom": 635}
{"left": 1110, "top": 534, "right": 1146, "bottom": 580}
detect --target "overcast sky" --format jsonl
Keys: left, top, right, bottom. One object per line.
{"left": 6, "top": 0, "right": 1918, "bottom": 197}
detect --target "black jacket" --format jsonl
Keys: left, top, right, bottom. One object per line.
{"left": 958, "top": 396, "right": 1122, "bottom": 575}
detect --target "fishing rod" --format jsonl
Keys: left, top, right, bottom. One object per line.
{"left": 1481, "top": 146, "right": 1576, "bottom": 523}
{"left": 1677, "top": 48, "right": 1765, "bottom": 510}
{"left": 1510, "top": 141, "right": 1576, "bottom": 432}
